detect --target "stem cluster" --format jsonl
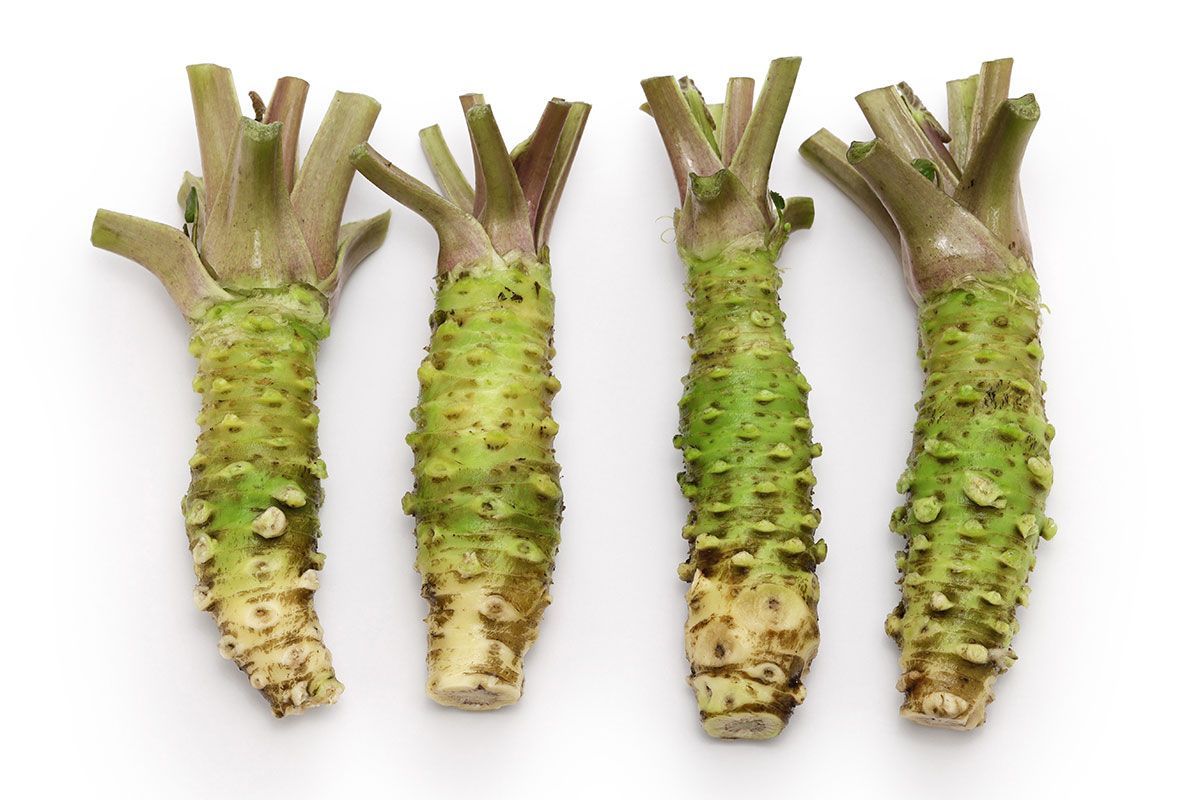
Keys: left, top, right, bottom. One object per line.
{"left": 800, "top": 58, "right": 1039, "bottom": 300}
{"left": 641, "top": 58, "right": 813, "bottom": 259}
{"left": 351, "top": 95, "right": 589, "bottom": 271}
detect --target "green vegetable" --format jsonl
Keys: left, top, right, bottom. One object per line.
{"left": 801, "top": 58, "right": 1053, "bottom": 729}
{"left": 351, "top": 95, "right": 588, "bottom": 709}
{"left": 91, "top": 65, "right": 387, "bottom": 716}
{"left": 642, "top": 58, "right": 823, "bottom": 740}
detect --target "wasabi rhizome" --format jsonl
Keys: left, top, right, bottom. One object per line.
{"left": 642, "top": 57, "right": 824, "bottom": 740}
{"left": 92, "top": 65, "right": 387, "bottom": 716}
{"left": 352, "top": 94, "right": 588, "bottom": 709}
{"left": 802, "top": 58, "right": 1054, "bottom": 729}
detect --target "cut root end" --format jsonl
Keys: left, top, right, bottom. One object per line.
{"left": 427, "top": 672, "right": 521, "bottom": 711}
{"left": 273, "top": 677, "right": 344, "bottom": 718}
{"left": 690, "top": 672, "right": 804, "bottom": 741}
{"left": 702, "top": 711, "right": 785, "bottom": 740}
{"left": 421, "top": 578, "right": 541, "bottom": 711}
{"left": 899, "top": 679, "right": 993, "bottom": 731}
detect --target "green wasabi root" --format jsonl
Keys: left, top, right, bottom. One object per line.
{"left": 353, "top": 95, "right": 588, "bottom": 709}
{"left": 680, "top": 248, "right": 821, "bottom": 740}
{"left": 407, "top": 260, "right": 560, "bottom": 708}
{"left": 186, "top": 287, "right": 340, "bottom": 714}
{"left": 802, "top": 58, "right": 1053, "bottom": 729}
{"left": 644, "top": 58, "right": 823, "bottom": 740}
{"left": 888, "top": 276, "right": 1051, "bottom": 728}
{"left": 92, "top": 64, "right": 386, "bottom": 716}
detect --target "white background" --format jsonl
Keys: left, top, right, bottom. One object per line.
{"left": 3, "top": 1, "right": 1194, "bottom": 797}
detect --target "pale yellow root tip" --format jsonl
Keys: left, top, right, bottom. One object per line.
{"left": 702, "top": 711, "right": 785, "bottom": 740}
{"left": 424, "top": 580, "right": 530, "bottom": 711}
{"left": 427, "top": 671, "right": 521, "bottom": 710}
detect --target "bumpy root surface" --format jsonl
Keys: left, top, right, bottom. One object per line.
{"left": 677, "top": 247, "right": 824, "bottom": 738}
{"left": 185, "top": 286, "right": 341, "bottom": 717}
{"left": 888, "top": 274, "right": 1054, "bottom": 729}
{"left": 404, "top": 257, "right": 562, "bottom": 710}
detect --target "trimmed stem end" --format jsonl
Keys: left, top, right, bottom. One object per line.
{"left": 847, "top": 139, "right": 878, "bottom": 164}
